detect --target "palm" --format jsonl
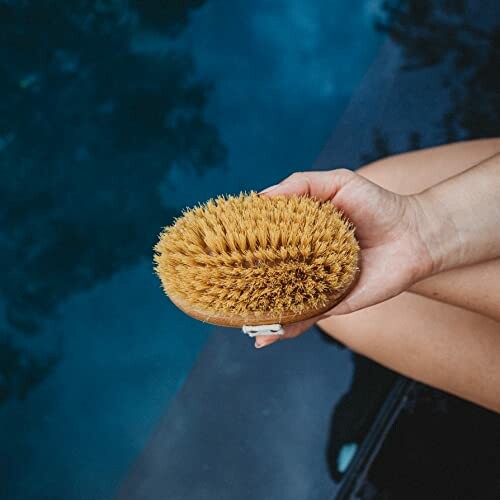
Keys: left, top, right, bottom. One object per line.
{"left": 331, "top": 173, "right": 429, "bottom": 314}
{"left": 258, "top": 169, "right": 431, "bottom": 343}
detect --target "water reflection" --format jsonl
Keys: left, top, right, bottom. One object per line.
{"left": 381, "top": 0, "right": 500, "bottom": 139}
{"left": 361, "top": 0, "right": 500, "bottom": 162}
{"left": 0, "top": 1, "right": 225, "bottom": 403}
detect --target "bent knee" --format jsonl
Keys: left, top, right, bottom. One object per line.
{"left": 317, "top": 306, "right": 386, "bottom": 354}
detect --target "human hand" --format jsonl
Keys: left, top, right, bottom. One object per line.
{"left": 254, "top": 169, "right": 435, "bottom": 347}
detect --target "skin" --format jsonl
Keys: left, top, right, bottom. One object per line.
{"left": 255, "top": 138, "right": 500, "bottom": 413}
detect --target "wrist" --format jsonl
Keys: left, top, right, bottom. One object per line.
{"left": 409, "top": 189, "right": 463, "bottom": 276}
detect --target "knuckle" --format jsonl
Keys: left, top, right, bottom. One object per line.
{"left": 335, "top": 168, "right": 355, "bottom": 179}
{"left": 286, "top": 171, "right": 306, "bottom": 182}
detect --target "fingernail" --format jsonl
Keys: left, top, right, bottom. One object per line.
{"left": 255, "top": 338, "right": 272, "bottom": 349}
{"left": 259, "top": 184, "right": 279, "bottom": 194}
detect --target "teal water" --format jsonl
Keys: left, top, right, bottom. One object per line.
{"left": 0, "top": 1, "right": 382, "bottom": 498}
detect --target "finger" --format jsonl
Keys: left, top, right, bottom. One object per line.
{"left": 327, "top": 264, "right": 372, "bottom": 315}
{"left": 254, "top": 333, "right": 280, "bottom": 349}
{"left": 328, "top": 255, "right": 403, "bottom": 315}
{"left": 254, "top": 317, "right": 317, "bottom": 348}
{"left": 259, "top": 169, "right": 355, "bottom": 201}
{"left": 284, "top": 318, "right": 318, "bottom": 337}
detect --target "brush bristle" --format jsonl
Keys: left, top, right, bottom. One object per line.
{"left": 154, "top": 192, "right": 359, "bottom": 321}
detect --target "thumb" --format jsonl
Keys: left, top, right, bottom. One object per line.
{"left": 259, "top": 169, "right": 355, "bottom": 201}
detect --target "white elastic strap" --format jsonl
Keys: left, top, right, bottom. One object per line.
{"left": 242, "top": 324, "right": 284, "bottom": 338}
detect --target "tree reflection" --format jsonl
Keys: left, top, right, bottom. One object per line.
{"left": 0, "top": 1, "right": 226, "bottom": 403}
{"left": 362, "top": 0, "right": 499, "bottom": 163}
{"left": 377, "top": 0, "right": 499, "bottom": 140}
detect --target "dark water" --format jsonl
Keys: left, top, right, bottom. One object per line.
{"left": 0, "top": 1, "right": 382, "bottom": 499}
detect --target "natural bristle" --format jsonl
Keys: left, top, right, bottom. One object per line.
{"left": 154, "top": 192, "right": 359, "bottom": 325}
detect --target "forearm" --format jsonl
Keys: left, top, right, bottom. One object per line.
{"left": 409, "top": 258, "right": 500, "bottom": 322}
{"left": 413, "top": 152, "right": 500, "bottom": 274}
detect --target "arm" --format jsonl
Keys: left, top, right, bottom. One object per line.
{"left": 255, "top": 150, "right": 500, "bottom": 411}
{"left": 413, "top": 151, "right": 500, "bottom": 274}
{"left": 259, "top": 151, "right": 500, "bottom": 317}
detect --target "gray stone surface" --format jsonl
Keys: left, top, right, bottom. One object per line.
{"left": 116, "top": 328, "right": 353, "bottom": 500}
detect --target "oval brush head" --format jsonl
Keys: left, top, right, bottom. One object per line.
{"left": 154, "top": 192, "right": 360, "bottom": 328}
